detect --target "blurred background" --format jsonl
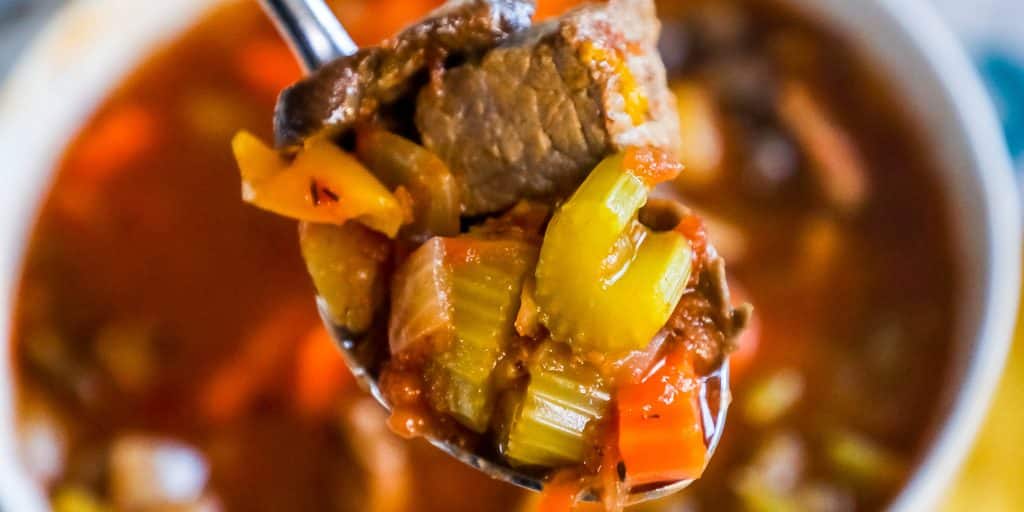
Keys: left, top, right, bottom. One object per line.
{"left": 2, "top": 0, "right": 1023, "bottom": 510}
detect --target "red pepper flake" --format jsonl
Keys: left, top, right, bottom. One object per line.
{"left": 309, "top": 179, "right": 321, "bottom": 206}
{"left": 624, "top": 146, "right": 684, "bottom": 187}
{"left": 309, "top": 179, "right": 340, "bottom": 207}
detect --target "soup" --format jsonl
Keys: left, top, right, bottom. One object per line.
{"left": 10, "top": 0, "right": 956, "bottom": 511}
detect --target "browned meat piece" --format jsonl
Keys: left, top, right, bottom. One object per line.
{"left": 274, "top": 0, "right": 536, "bottom": 148}
{"left": 416, "top": 0, "right": 681, "bottom": 214}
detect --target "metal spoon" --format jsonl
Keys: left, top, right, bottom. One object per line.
{"left": 258, "top": 0, "right": 731, "bottom": 504}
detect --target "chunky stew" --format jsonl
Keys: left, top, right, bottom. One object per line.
{"left": 11, "top": 0, "right": 956, "bottom": 511}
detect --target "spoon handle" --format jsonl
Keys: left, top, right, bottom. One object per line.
{"left": 258, "top": 0, "right": 357, "bottom": 72}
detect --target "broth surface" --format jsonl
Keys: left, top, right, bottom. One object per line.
{"left": 11, "top": 0, "right": 956, "bottom": 510}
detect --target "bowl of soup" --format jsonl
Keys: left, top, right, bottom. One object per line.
{"left": 0, "top": 0, "right": 1018, "bottom": 511}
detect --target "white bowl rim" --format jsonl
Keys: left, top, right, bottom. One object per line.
{"left": 0, "top": 0, "right": 1018, "bottom": 511}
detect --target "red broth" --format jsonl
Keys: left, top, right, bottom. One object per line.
{"left": 11, "top": 1, "right": 955, "bottom": 511}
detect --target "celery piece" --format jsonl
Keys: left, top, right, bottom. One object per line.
{"left": 535, "top": 153, "right": 693, "bottom": 355}
{"left": 502, "top": 341, "right": 611, "bottom": 467}
{"left": 357, "top": 129, "right": 461, "bottom": 241}
{"left": 388, "top": 238, "right": 454, "bottom": 357}
{"left": 300, "top": 221, "right": 390, "bottom": 334}
{"left": 53, "top": 486, "right": 110, "bottom": 512}
{"left": 742, "top": 369, "right": 804, "bottom": 426}
{"left": 825, "top": 429, "right": 905, "bottom": 486}
{"left": 430, "top": 239, "right": 538, "bottom": 432}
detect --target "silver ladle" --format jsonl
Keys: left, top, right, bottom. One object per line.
{"left": 258, "top": 0, "right": 731, "bottom": 504}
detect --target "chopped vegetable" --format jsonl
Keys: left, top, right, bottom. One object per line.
{"left": 535, "top": 149, "right": 693, "bottom": 354}
{"left": 299, "top": 221, "right": 391, "bottom": 333}
{"left": 53, "top": 486, "right": 110, "bottom": 512}
{"left": 673, "top": 82, "right": 725, "bottom": 188}
{"left": 778, "top": 81, "right": 869, "bottom": 214}
{"left": 731, "top": 432, "right": 806, "bottom": 512}
{"left": 503, "top": 341, "right": 611, "bottom": 467}
{"left": 390, "top": 236, "right": 537, "bottom": 431}
{"left": 93, "top": 320, "right": 156, "bottom": 394}
{"left": 294, "top": 325, "right": 354, "bottom": 418}
{"left": 72, "top": 103, "right": 157, "bottom": 181}
{"left": 199, "top": 301, "right": 312, "bottom": 423}
{"left": 617, "top": 349, "right": 707, "bottom": 485}
{"left": 796, "top": 214, "right": 843, "bottom": 287}
{"left": 388, "top": 238, "right": 454, "bottom": 359}
{"left": 356, "top": 128, "right": 461, "bottom": 241}
{"left": 742, "top": 369, "right": 803, "bottom": 426}
{"left": 825, "top": 429, "right": 905, "bottom": 487}
{"left": 232, "top": 131, "right": 404, "bottom": 237}
{"left": 429, "top": 238, "right": 538, "bottom": 432}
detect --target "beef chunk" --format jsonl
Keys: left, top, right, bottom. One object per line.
{"left": 274, "top": 0, "right": 536, "bottom": 148}
{"left": 416, "top": 0, "right": 681, "bottom": 214}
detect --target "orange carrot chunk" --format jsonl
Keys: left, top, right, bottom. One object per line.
{"left": 616, "top": 349, "right": 707, "bottom": 486}
{"left": 294, "top": 325, "right": 355, "bottom": 418}
{"left": 72, "top": 103, "right": 157, "bottom": 180}
{"left": 624, "top": 146, "right": 684, "bottom": 187}
{"left": 237, "top": 39, "right": 301, "bottom": 97}
{"left": 199, "top": 302, "right": 312, "bottom": 423}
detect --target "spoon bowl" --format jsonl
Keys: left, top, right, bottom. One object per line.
{"left": 318, "top": 299, "right": 732, "bottom": 503}
{"left": 265, "top": 0, "right": 732, "bottom": 502}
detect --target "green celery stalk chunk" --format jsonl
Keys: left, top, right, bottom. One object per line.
{"left": 503, "top": 341, "right": 611, "bottom": 467}
{"left": 356, "top": 129, "right": 461, "bottom": 241}
{"left": 535, "top": 153, "right": 693, "bottom": 354}
{"left": 429, "top": 238, "right": 538, "bottom": 432}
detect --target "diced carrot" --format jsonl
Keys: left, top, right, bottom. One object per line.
{"left": 673, "top": 82, "right": 724, "bottom": 188}
{"left": 294, "top": 325, "right": 354, "bottom": 418}
{"left": 624, "top": 147, "right": 684, "bottom": 187}
{"left": 71, "top": 103, "right": 157, "bottom": 181}
{"left": 199, "top": 301, "right": 312, "bottom": 423}
{"left": 237, "top": 39, "right": 301, "bottom": 97}
{"left": 616, "top": 349, "right": 707, "bottom": 486}
{"left": 778, "top": 81, "right": 869, "bottom": 214}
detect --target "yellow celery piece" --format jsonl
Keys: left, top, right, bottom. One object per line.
{"left": 231, "top": 131, "right": 404, "bottom": 238}
{"left": 431, "top": 239, "right": 538, "bottom": 433}
{"left": 535, "top": 152, "right": 693, "bottom": 354}
{"left": 503, "top": 340, "right": 611, "bottom": 467}
{"left": 356, "top": 128, "right": 461, "bottom": 241}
